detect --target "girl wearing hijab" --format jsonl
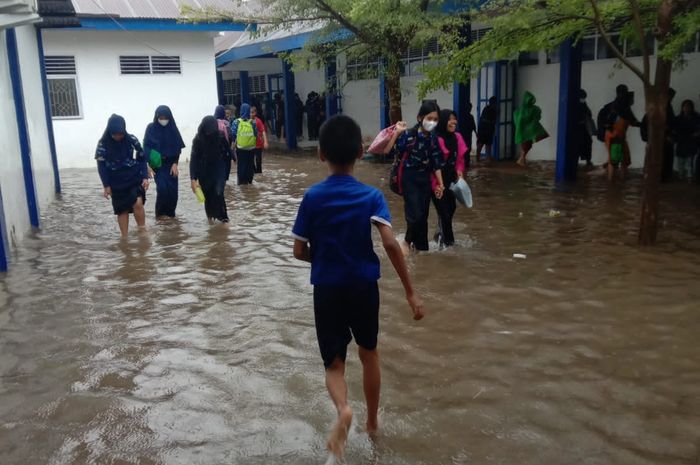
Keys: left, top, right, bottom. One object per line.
{"left": 95, "top": 114, "right": 149, "bottom": 237}
{"left": 384, "top": 101, "right": 445, "bottom": 252}
{"left": 232, "top": 103, "right": 258, "bottom": 185}
{"left": 433, "top": 109, "right": 467, "bottom": 247}
{"left": 214, "top": 104, "right": 234, "bottom": 179}
{"left": 143, "top": 105, "right": 185, "bottom": 219}
{"left": 190, "top": 116, "right": 233, "bottom": 223}
{"left": 514, "top": 91, "right": 548, "bottom": 166}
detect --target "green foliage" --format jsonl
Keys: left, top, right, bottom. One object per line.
{"left": 417, "top": 0, "right": 699, "bottom": 98}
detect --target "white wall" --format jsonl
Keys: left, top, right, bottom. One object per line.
{"left": 517, "top": 53, "right": 700, "bottom": 167}
{"left": 43, "top": 30, "right": 219, "bottom": 168}
{"left": 0, "top": 25, "right": 55, "bottom": 250}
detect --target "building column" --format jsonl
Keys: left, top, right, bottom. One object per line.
{"left": 35, "top": 27, "right": 61, "bottom": 194}
{"left": 6, "top": 28, "right": 40, "bottom": 229}
{"left": 378, "top": 60, "right": 390, "bottom": 129}
{"left": 0, "top": 188, "right": 8, "bottom": 272}
{"left": 239, "top": 70, "right": 250, "bottom": 105}
{"left": 555, "top": 38, "right": 583, "bottom": 182}
{"left": 216, "top": 70, "right": 225, "bottom": 105}
{"left": 282, "top": 60, "right": 297, "bottom": 149}
{"left": 453, "top": 18, "right": 471, "bottom": 136}
{"left": 325, "top": 60, "right": 338, "bottom": 118}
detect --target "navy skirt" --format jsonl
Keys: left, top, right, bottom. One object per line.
{"left": 112, "top": 183, "right": 146, "bottom": 215}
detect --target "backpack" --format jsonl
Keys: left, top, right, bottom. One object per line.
{"left": 236, "top": 118, "right": 256, "bottom": 150}
{"left": 388, "top": 129, "right": 418, "bottom": 196}
{"left": 218, "top": 119, "right": 230, "bottom": 143}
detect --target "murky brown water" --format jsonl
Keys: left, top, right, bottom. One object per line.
{"left": 1, "top": 153, "right": 700, "bottom": 465}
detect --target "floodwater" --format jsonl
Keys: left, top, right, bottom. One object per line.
{"left": 1, "top": 153, "right": 699, "bottom": 465}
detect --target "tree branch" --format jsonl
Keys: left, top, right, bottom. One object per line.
{"left": 589, "top": 0, "right": 648, "bottom": 84}
{"left": 313, "top": 0, "right": 371, "bottom": 43}
{"left": 629, "top": 0, "right": 650, "bottom": 82}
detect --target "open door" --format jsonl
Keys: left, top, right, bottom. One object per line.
{"left": 476, "top": 60, "right": 517, "bottom": 160}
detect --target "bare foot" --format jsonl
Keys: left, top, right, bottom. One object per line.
{"left": 516, "top": 157, "right": 526, "bottom": 167}
{"left": 366, "top": 418, "right": 379, "bottom": 439}
{"left": 327, "top": 405, "right": 353, "bottom": 459}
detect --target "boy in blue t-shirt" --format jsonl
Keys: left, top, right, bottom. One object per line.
{"left": 292, "top": 115, "right": 424, "bottom": 459}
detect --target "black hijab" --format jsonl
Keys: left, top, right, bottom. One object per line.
{"left": 99, "top": 114, "right": 132, "bottom": 161}
{"left": 146, "top": 105, "right": 185, "bottom": 156}
{"left": 196, "top": 116, "right": 222, "bottom": 160}
{"left": 437, "top": 109, "right": 458, "bottom": 155}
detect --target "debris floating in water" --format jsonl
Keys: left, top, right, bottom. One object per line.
{"left": 513, "top": 253, "right": 527, "bottom": 260}
{"left": 548, "top": 209, "right": 561, "bottom": 217}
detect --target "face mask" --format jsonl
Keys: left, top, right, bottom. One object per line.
{"left": 422, "top": 120, "right": 437, "bottom": 132}
{"left": 159, "top": 119, "right": 169, "bottom": 127}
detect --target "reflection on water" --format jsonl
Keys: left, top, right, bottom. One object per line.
{"left": 1, "top": 154, "right": 699, "bottom": 465}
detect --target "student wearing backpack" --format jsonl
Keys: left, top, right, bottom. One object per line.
{"left": 384, "top": 101, "right": 445, "bottom": 252}
{"left": 215, "top": 105, "right": 234, "bottom": 179}
{"left": 250, "top": 105, "right": 269, "bottom": 174}
{"left": 232, "top": 103, "right": 259, "bottom": 185}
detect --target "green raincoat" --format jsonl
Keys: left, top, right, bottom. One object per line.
{"left": 514, "top": 91, "right": 548, "bottom": 144}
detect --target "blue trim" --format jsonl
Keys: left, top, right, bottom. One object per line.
{"left": 6, "top": 28, "right": 40, "bottom": 229}
{"left": 282, "top": 60, "right": 297, "bottom": 149}
{"left": 36, "top": 28, "right": 61, "bottom": 194}
{"left": 239, "top": 70, "right": 250, "bottom": 104}
{"left": 492, "top": 61, "right": 502, "bottom": 160}
{"left": 378, "top": 61, "right": 390, "bottom": 129}
{"left": 74, "top": 17, "right": 248, "bottom": 32}
{"left": 555, "top": 38, "right": 583, "bottom": 182}
{"left": 0, "top": 185, "right": 8, "bottom": 272}
{"left": 216, "top": 31, "right": 316, "bottom": 66}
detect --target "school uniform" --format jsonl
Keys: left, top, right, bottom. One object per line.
{"left": 143, "top": 105, "right": 185, "bottom": 218}
{"left": 433, "top": 132, "right": 467, "bottom": 246}
{"left": 190, "top": 116, "right": 232, "bottom": 222}
{"left": 232, "top": 103, "right": 259, "bottom": 185}
{"left": 390, "top": 128, "right": 443, "bottom": 251}
{"left": 96, "top": 114, "right": 148, "bottom": 215}
{"left": 253, "top": 116, "right": 266, "bottom": 174}
{"left": 292, "top": 174, "right": 391, "bottom": 368}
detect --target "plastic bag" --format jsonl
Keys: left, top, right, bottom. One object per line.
{"left": 148, "top": 149, "right": 162, "bottom": 170}
{"left": 450, "top": 178, "right": 473, "bottom": 208}
{"left": 367, "top": 125, "right": 396, "bottom": 154}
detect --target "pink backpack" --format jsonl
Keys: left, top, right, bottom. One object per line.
{"left": 367, "top": 124, "right": 396, "bottom": 154}
{"left": 218, "top": 119, "right": 230, "bottom": 143}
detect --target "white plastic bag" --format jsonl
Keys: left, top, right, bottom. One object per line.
{"left": 450, "top": 178, "right": 473, "bottom": 208}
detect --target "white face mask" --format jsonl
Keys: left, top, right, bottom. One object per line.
{"left": 422, "top": 120, "right": 437, "bottom": 132}
{"left": 159, "top": 119, "right": 169, "bottom": 127}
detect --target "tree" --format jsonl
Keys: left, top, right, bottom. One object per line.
{"left": 184, "top": 0, "right": 457, "bottom": 124}
{"left": 419, "top": 0, "right": 700, "bottom": 245}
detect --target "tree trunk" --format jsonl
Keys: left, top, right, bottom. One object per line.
{"left": 638, "top": 0, "right": 674, "bottom": 246}
{"left": 385, "top": 55, "right": 403, "bottom": 123}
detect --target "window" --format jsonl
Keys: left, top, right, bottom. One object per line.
{"left": 596, "top": 34, "right": 622, "bottom": 59}
{"left": 546, "top": 48, "right": 560, "bottom": 64}
{"left": 625, "top": 33, "right": 655, "bottom": 57}
{"left": 470, "top": 28, "right": 491, "bottom": 43}
{"left": 581, "top": 36, "right": 596, "bottom": 61}
{"left": 249, "top": 75, "right": 266, "bottom": 94}
{"left": 346, "top": 57, "right": 380, "bottom": 81}
{"left": 44, "top": 55, "right": 81, "bottom": 118}
{"left": 223, "top": 78, "right": 240, "bottom": 105}
{"left": 151, "top": 56, "right": 181, "bottom": 74}
{"left": 518, "top": 51, "right": 539, "bottom": 66}
{"left": 401, "top": 38, "right": 442, "bottom": 76}
{"left": 119, "top": 56, "right": 181, "bottom": 75}
{"left": 683, "top": 32, "right": 698, "bottom": 54}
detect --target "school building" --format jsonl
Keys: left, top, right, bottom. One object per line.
{"left": 215, "top": 23, "right": 700, "bottom": 175}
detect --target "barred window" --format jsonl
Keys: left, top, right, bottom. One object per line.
{"left": 48, "top": 78, "right": 81, "bottom": 118}
{"left": 119, "top": 56, "right": 181, "bottom": 75}
{"left": 249, "top": 75, "right": 266, "bottom": 93}
{"left": 223, "top": 78, "right": 240, "bottom": 105}
{"left": 346, "top": 57, "right": 380, "bottom": 81}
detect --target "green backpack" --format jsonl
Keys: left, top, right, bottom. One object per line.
{"left": 610, "top": 143, "right": 623, "bottom": 164}
{"left": 236, "top": 119, "right": 256, "bottom": 150}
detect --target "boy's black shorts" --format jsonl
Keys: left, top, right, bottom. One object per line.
{"left": 313, "top": 281, "right": 380, "bottom": 368}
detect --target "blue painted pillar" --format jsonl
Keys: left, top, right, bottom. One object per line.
{"left": 6, "top": 28, "right": 40, "bottom": 229}
{"left": 378, "top": 60, "right": 390, "bottom": 129}
{"left": 555, "top": 38, "right": 583, "bottom": 182}
{"left": 492, "top": 62, "right": 503, "bottom": 161}
{"left": 0, "top": 187, "right": 8, "bottom": 272}
{"left": 453, "top": 19, "right": 472, "bottom": 140}
{"left": 282, "top": 60, "right": 297, "bottom": 150}
{"left": 216, "top": 71, "right": 225, "bottom": 104}
{"left": 36, "top": 28, "right": 61, "bottom": 194}
{"left": 239, "top": 70, "right": 250, "bottom": 105}
{"left": 325, "top": 60, "right": 339, "bottom": 118}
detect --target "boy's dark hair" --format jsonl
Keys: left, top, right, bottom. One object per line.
{"left": 319, "top": 115, "right": 363, "bottom": 166}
